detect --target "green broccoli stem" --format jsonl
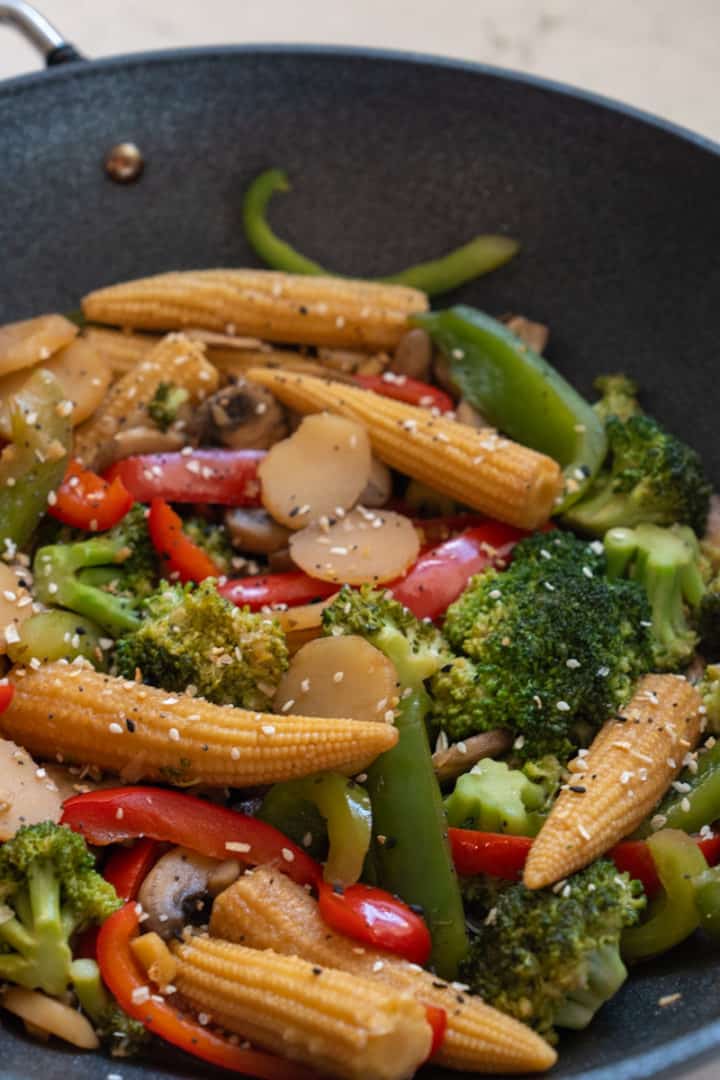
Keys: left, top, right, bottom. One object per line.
{"left": 34, "top": 538, "right": 141, "bottom": 637}
{"left": 553, "top": 942, "right": 628, "bottom": 1029}
{"left": 70, "top": 957, "right": 113, "bottom": 1022}
{"left": 366, "top": 688, "right": 468, "bottom": 979}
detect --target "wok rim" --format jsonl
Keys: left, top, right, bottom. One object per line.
{"left": 0, "top": 40, "right": 718, "bottom": 159}
{"left": 0, "top": 37, "right": 719, "bottom": 1080}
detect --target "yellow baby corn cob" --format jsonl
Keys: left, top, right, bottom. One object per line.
{"left": 73, "top": 333, "right": 219, "bottom": 467}
{"left": 210, "top": 866, "right": 557, "bottom": 1073}
{"left": 0, "top": 663, "right": 397, "bottom": 787}
{"left": 172, "top": 934, "right": 431, "bottom": 1080}
{"left": 524, "top": 674, "right": 703, "bottom": 889}
{"left": 82, "top": 327, "right": 157, "bottom": 375}
{"left": 247, "top": 369, "right": 563, "bottom": 529}
{"left": 81, "top": 269, "right": 428, "bottom": 350}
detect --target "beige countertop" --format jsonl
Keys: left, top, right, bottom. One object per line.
{"left": 1, "top": 2, "right": 719, "bottom": 1077}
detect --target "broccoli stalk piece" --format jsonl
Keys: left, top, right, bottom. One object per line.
{"left": 0, "top": 823, "right": 120, "bottom": 997}
{"left": 434, "top": 532, "right": 653, "bottom": 759}
{"left": 562, "top": 391, "right": 711, "bottom": 536}
{"left": 699, "top": 665, "right": 720, "bottom": 734}
{"left": 71, "top": 957, "right": 148, "bottom": 1057}
{"left": 605, "top": 524, "right": 705, "bottom": 671}
{"left": 445, "top": 758, "right": 546, "bottom": 836}
{"left": 32, "top": 505, "right": 158, "bottom": 637}
{"left": 460, "top": 861, "right": 645, "bottom": 1041}
{"left": 147, "top": 381, "right": 190, "bottom": 431}
{"left": 116, "top": 579, "right": 288, "bottom": 710}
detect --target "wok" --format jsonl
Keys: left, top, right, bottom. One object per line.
{"left": 1, "top": 3, "right": 719, "bottom": 1077}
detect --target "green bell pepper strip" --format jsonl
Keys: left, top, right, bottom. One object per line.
{"left": 635, "top": 739, "right": 720, "bottom": 838}
{"left": 0, "top": 369, "right": 71, "bottom": 550}
{"left": 692, "top": 867, "right": 720, "bottom": 941}
{"left": 366, "top": 688, "right": 468, "bottom": 979}
{"left": 258, "top": 773, "right": 372, "bottom": 886}
{"left": 242, "top": 169, "right": 519, "bottom": 297}
{"left": 621, "top": 829, "right": 707, "bottom": 963}
{"left": 415, "top": 306, "right": 607, "bottom": 509}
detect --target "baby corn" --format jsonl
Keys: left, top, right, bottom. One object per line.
{"left": 524, "top": 674, "right": 703, "bottom": 889}
{"left": 247, "top": 369, "right": 563, "bottom": 529}
{"left": 210, "top": 867, "right": 557, "bottom": 1074}
{"left": 81, "top": 269, "right": 428, "bottom": 350}
{"left": 0, "top": 663, "right": 397, "bottom": 786}
{"left": 73, "top": 333, "right": 219, "bottom": 468}
{"left": 172, "top": 934, "right": 431, "bottom": 1080}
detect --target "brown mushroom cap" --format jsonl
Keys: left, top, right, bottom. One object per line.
{"left": 187, "top": 380, "right": 287, "bottom": 450}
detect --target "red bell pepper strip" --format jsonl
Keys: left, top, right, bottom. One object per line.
{"left": 61, "top": 786, "right": 321, "bottom": 888}
{"left": 0, "top": 684, "right": 14, "bottom": 713}
{"left": 105, "top": 450, "right": 264, "bottom": 506}
{"left": 62, "top": 787, "right": 434, "bottom": 964}
{"left": 97, "top": 902, "right": 312, "bottom": 1080}
{"left": 49, "top": 459, "right": 133, "bottom": 531}
{"left": 103, "top": 838, "right": 164, "bottom": 901}
{"left": 148, "top": 497, "right": 222, "bottom": 583}
{"left": 448, "top": 828, "right": 720, "bottom": 899}
{"left": 392, "top": 523, "right": 530, "bottom": 621}
{"left": 424, "top": 1004, "right": 448, "bottom": 1060}
{"left": 353, "top": 373, "right": 454, "bottom": 414}
{"left": 317, "top": 881, "right": 432, "bottom": 966}
{"left": 219, "top": 571, "right": 337, "bottom": 611}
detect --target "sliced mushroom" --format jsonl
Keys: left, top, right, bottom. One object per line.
{"left": 137, "top": 846, "right": 224, "bottom": 938}
{"left": 359, "top": 457, "right": 393, "bottom": 508}
{"left": 103, "top": 425, "right": 186, "bottom": 461}
{"left": 187, "top": 380, "right": 287, "bottom": 450}
{"left": 502, "top": 314, "right": 550, "bottom": 355}
{"left": 225, "top": 507, "right": 291, "bottom": 555}
{"left": 432, "top": 730, "right": 513, "bottom": 783}
{"left": 389, "top": 328, "right": 432, "bottom": 381}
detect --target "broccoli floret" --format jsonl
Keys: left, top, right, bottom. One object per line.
{"left": 436, "top": 532, "right": 653, "bottom": 759}
{"left": 592, "top": 374, "right": 640, "bottom": 423}
{"left": 181, "top": 517, "right": 234, "bottom": 576}
{"left": 33, "top": 505, "right": 159, "bottom": 637}
{"left": 0, "top": 823, "right": 120, "bottom": 997}
{"left": 116, "top": 579, "right": 288, "bottom": 709}
{"left": 445, "top": 759, "right": 545, "bottom": 836}
{"left": 322, "top": 584, "right": 450, "bottom": 687}
{"left": 698, "top": 566, "right": 720, "bottom": 659}
{"left": 563, "top": 410, "right": 711, "bottom": 537}
{"left": 699, "top": 664, "right": 720, "bottom": 734}
{"left": 147, "top": 381, "right": 190, "bottom": 431}
{"left": 460, "top": 873, "right": 513, "bottom": 926}
{"left": 605, "top": 524, "right": 705, "bottom": 671}
{"left": 71, "top": 957, "right": 148, "bottom": 1057}
{"left": 460, "top": 861, "right": 645, "bottom": 1041}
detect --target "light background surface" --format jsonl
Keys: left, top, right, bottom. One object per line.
{"left": 1, "top": 0, "right": 719, "bottom": 143}
{"left": 1, "top": 1, "right": 719, "bottom": 1077}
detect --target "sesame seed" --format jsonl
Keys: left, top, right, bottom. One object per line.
{"left": 333, "top": 671, "right": 344, "bottom": 683}
{"left": 282, "top": 848, "right": 295, "bottom": 862}
{"left": 556, "top": 700, "right": 570, "bottom": 712}
{"left": 373, "top": 960, "right": 385, "bottom": 972}
{"left": 230, "top": 748, "right": 240, "bottom": 760}
{"left": 225, "top": 841, "right": 251, "bottom": 853}
{"left": 168, "top": 727, "right": 180, "bottom": 741}
{"left": 108, "top": 722, "right": 123, "bottom": 735}
{"left": 262, "top": 723, "right": 277, "bottom": 734}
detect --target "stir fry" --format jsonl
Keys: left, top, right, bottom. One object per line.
{"left": 0, "top": 239, "right": 717, "bottom": 1080}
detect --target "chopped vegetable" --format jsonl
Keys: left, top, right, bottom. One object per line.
{"left": 353, "top": 373, "right": 453, "bottom": 414}
{"left": 290, "top": 507, "right": 420, "bottom": 585}
{"left": 259, "top": 413, "right": 371, "bottom": 529}
{"left": 7, "top": 610, "right": 106, "bottom": 668}
{"left": 417, "top": 306, "right": 607, "bottom": 508}
{"left": 273, "top": 635, "right": 398, "bottom": 725}
{"left": 636, "top": 736, "right": 720, "bottom": 838}
{"left": 524, "top": 675, "right": 702, "bottom": 889}
{"left": 116, "top": 578, "right": 288, "bottom": 711}
{"left": 147, "top": 498, "right": 222, "bottom": 582}
{"left": 0, "top": 737, "right": 62, "bottom": 841}
{"left": 445, "top": 759, "right": 546, "bottom": 836}
{"left": 220, "top": 570, "right": 337, "bottom": 611}
{"left": 70, "top": 957, "right": 148, "bottom": 1056}
{"left": 248, "top": 367, "right": 563, "bottom": 529}
{"left": 0, "top": 314, "right": 77, "bottom": 377}
{"left": 146, "top": 380, "right": 189, "bottom": 430}
{"left": 242, "top": 168, "right": 519, "bottom": 297}
{"left": 105, "top": 448, "right": 263, "bottom": 506}
{"left": 49, "top": 459, "right": 133, "bottom": 532}
{"left": 2, "top": 986, "right": 99, "bottom": 1049}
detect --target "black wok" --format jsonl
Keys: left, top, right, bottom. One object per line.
{"left": 0, "top": 4, "right": 719, "bottom": 1077}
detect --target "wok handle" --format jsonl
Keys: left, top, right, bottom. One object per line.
{"left": 0, "top": 0, "right": 84, "bottom": 65}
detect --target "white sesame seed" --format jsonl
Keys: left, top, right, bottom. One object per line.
{"left": 108, "top": 722, "right": 123, "bottom": 735}
{"left": 556, "top": 700, "right": 570, "bottom": 712}
{"left": 262, "top": 723, "right": 277, "bottom": 734}
{"left": 333, "top": 671, "right": 344, "bottom": 683}
{"left": 225, "top": 842, "right": 251, "bottom": 853}
{"left": 168, "top": 727, "right": 180, "bottom": 741}
{"left": 282, "top": 848, "right": 295, "bottom": 862}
